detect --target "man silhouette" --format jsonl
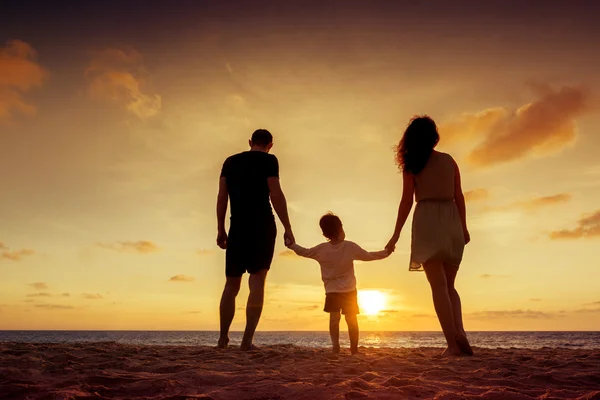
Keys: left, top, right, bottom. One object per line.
{"left": 216, "top": 129, "right": 295, "bottom": 350}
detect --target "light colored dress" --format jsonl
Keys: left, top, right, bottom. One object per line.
{"left": 409, "top": 151, "right": 465, "bottom": 271}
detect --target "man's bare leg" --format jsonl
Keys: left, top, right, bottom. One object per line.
{"left": 329, "top": 312, "right": 341, "bottom": 353}
{"left": 345, "top": 313, "right": 359, "bottom": 354}
{"left": 218, "top": 276, "right": 242, "bottom": 348}
{"left": 240, "top": 269, "right": 268, "bottom": 350}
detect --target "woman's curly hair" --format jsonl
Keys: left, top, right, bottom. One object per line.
{"left": 395, "top": 115, "right": 440, "bottom": 174}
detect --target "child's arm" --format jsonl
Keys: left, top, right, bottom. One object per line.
{"left": 351, "top": 242, "right": 390, "bottom": 262}
{"left": 288, "top": 243, "right": 322, "bottom": 260}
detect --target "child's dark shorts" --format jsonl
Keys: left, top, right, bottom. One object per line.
{"left": 324, "top": 290, "right": 360, "bottom": 315}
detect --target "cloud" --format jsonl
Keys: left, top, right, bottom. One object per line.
{"left": 464, "top": 188, "right": 490, "bottom": 202}
{"left": 380, "top": 309, "right": 399, "bottom": 314}
{"left": 491, "top": 193, "right": 572, "bottom": 213}
{"left": 86, "top": 48, "right": 161, "bottom": 119}
{"left": 169, "top": 275, "right": 195, "bottom": 282}
{"left": 279, "top": 250, "right": 297, "bottom": 257}
{"left": 196, "top": 249, "right": 214, "bottom": 256}
{"left": 34, "top": 304, "right": 74, "bottom": 310}
{"left": 297, "top": 305, "right": 319, "bottom": 311}
{"left": 467, "top": 309, "right": 557, "bottom": 319}
{"left": 96, "top": 240, "right": 159, "bottom": 254}
{"left": 187, "top": 310, "right": 202, "bottom": 314}
{"left": 61, "top": 293, "right": 70, "bottom": 297}
{"left": 479, "top": 274, "right": 510, "bottom": 279}
{"left": 440, "top": 85, "right": 589, "bottom": 167}
{"left": 550, "top": 209, "right": 600, "bottom": 240}
{"left": 28, "top": 282, "right": 48, "bottom": 290}
{"left": 0, "top": 242, "right": 6, "bottom": 250}
{"left": 411, "top": 313, "right": 435, "bottom": 318}
{"left": 26, "top": 292, "right": 52, "bottom": 298}
{"left": 0, "top": 40, "right": 48, "bottom": 121}
{"left": 530, "top": 298, "right": 542, "bottom": 302}
{"left": 0, "top": 248, "right": 35, "bottom": 261}
{"left": 82, "top": 293, "right": 103, "bottom": 300}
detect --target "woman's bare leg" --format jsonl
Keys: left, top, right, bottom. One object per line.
{"left": 443, "top": 263, "right": 466, "bottom": 337}
{"left": 444, "top": 263, "right": 473, "bottom": 355}
{"left": 423, "top": 261, "right": 461, "bottom": 355}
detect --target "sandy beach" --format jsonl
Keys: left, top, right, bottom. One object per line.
{"left": 1, "top": 343, "right": 599, "bottom": 399}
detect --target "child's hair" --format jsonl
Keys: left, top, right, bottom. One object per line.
{"left": 395, "top": 115, "right": 440, "bottom": 174}
{"left": 319, "top": 212, "right": 342, "bottom": 240}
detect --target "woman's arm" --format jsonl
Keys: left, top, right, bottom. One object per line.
{"left": 385, "top": 171, "right": 415, "bottom": 252}
{"left": 453, "top": 160, "right": 470, "bottom": 244}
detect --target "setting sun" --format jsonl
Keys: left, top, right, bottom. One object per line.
{"left": 358, "top": 290, "right": 387, "bottom": 315}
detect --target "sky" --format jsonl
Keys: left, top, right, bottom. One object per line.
{"left": 1, "top": 0, "right": 600, "bottom": 331}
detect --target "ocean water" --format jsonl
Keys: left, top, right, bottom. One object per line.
{"left": 1, "top": 331, "right": 599, "bottom": 349}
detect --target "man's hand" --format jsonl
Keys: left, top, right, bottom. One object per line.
{"left": 284, "top": 230, "right": 295, "bottom": 247}
{"left": 216, "top": 229, "right": 228, "bottom": 249}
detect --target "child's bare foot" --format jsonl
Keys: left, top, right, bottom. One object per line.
{"left": 332, "top": 345, "right": 341, "bottom": 354}
{"left": 217, "top": 336, "right": 229, "bottom": 349}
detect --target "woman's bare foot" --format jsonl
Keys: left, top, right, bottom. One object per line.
{"left": 240, "top": 343, "right": 260, "bottom": 351}
{"left": 217, "top": 336, "right": 229, "bottom": 349}
{"left": 441, "top": 346, "right": 463, "bottom": 357}
{"left": 350, "top": 346, "right": 359, "bottom": 355}
{"left": 455, "top": 334, "right": 474, "bottom": 356}
{"left": 332, "top": 345, "right": 341, "bottom": 354}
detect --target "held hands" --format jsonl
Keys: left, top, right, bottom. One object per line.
{"left": 216, "top": 229, "right": 228, "bottom": 249}
{"left": 284, "top": 230, "right": 295, "bottom": 247}
{"left": 385, "top": 233, "right": 400, "bottom": 255}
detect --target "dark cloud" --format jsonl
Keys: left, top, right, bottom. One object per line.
{"left": 491, "top": 193, "right": 572, "bottom": 213}
{"left": 550, "top": 210, "right": 600, "bottom": 240}
{"left": 297, "top": 305, "right": 319, "bottom": 311}
{"left": 26, "top": 292, "right": 52, "bottom": 298}
{"left": 530, "top": 298, "right": 542, "bottom": 302}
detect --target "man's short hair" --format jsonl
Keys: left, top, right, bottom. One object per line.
{"left": 319, "top": 212, "right": 342, "bottom": 240}
{"left": 251, "top": 129, "right": 273, "bottom": 147}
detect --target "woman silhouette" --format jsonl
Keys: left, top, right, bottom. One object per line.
{"left": 386, "top": 116, "right": 473, "bottom": 356}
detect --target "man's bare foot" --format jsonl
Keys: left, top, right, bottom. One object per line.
{"left": 332, "top": 345, "right": 341, "bottom": 354}
{"left": 240, "top": 343, "right": 260, "bottom": 351}
{"left": 217, "top": 336, "right": 229, "bottom": 349}
{"left": 350, "top": 347, "right": 359, "bottom": 355}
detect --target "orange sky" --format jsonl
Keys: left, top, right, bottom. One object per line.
{"left": 1, "top": 1, "right": 600, "bottom": 331}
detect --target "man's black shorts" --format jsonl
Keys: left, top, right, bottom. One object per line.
{"left": 226, "top": 218, "right": 276, "bottom": 277}
{"left": 324, "top": 290, "right": 360, "bottom": 315}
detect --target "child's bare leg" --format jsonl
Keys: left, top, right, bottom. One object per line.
{"left": 329, "top": 312, "right": 341, "bottom": 353}
{"left": 345, "top": 313, "right": 359, "bottom": 354}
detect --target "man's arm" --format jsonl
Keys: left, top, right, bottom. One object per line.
{"left": 352, "top": 242, "right": 390, "bottom": 262}
{"left": 268, "top": 177, "right": 294, "bottom": 243}
{"left": 216, "top": 177, "right": 228, "bottom": 249}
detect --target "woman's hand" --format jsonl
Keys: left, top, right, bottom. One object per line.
{"left": 385, "top": 233, "right": 400, "bottom": 254}
{"left": 463, "top": 228, "right": 471, "bottom": 245}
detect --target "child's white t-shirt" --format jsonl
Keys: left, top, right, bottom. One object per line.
{"left": 289, "top": 241, "right": 388, "bottom": 293}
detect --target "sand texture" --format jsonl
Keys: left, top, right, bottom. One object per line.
{"left": 1, "top": 343, "right": 599, "bottom": 399}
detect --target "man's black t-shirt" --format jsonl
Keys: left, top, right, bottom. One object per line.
{"left": 220, "top": 151, "right": 279, "bottom": 223}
